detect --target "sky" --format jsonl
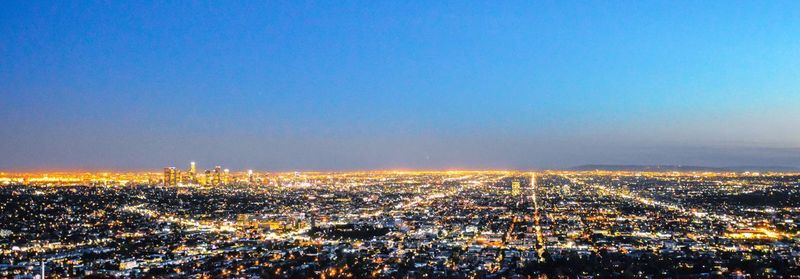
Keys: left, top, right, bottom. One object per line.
{"left": 1, "top": 1, "right": 800, "bottom": 171}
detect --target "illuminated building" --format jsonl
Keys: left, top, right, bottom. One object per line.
{"left": 163, "top": 167, "right": 169, "bottom": 186}
{"left": 163, "top": 167, "right": 179, "bottom": 186}
{"left": 237, "top": 214, "right": 252, "bottom": 226}
{"left": 203, "top": 170, "right": 212, "bottom": 186}
{"left": 213, "top": 166, "right": 222, "bottom": 186}
{"left": 511, "top": 179, "right": 521, "bottom": 196}
{"left": 223, "top": 168, "right": 230, "bottom": 184}
{"left": 188, "top": 161, "right": 197, "bottom": 183}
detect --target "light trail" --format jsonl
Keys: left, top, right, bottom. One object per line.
{"left": 566, "top": 176, "right": 790, "bottom": 237}
{"left": 122, "top": 204, "right": 237, "bottom": 233}
{"left": 530, "top": 172, "right": 545, "bottom": 262}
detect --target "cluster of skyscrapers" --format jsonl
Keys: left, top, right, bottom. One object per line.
{"left": 163, "top": 162, "right": 230, "bottom": 186}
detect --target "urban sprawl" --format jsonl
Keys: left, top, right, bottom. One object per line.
{"left": 1, "top": 163, "right": 800, "bottom": 278}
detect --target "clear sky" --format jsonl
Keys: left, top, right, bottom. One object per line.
{"left": 1, "top": 1, "right": 799, "bottom": 171}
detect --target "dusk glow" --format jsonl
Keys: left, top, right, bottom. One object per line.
{"left": 2, "top": 1, "right": 799, "bottom": 170}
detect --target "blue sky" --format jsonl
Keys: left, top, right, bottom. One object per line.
{"left": 1, "top": 1, "right": 799, "bottom": 170}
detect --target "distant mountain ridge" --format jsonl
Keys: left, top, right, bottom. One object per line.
{"left": 570, "top": 164, "right": 800, "bottom": 172}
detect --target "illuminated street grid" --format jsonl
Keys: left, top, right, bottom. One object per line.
{"left": 1, "top": 169, "right": 799, "bottom": 277}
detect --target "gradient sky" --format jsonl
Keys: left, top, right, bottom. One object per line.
{"left": 2, "top": 1, "right": 800, "bottom": 171}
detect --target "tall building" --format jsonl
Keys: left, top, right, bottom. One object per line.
{"left": 164, "top": 167, "right": 179, "bottom": 186}
{"left": 163, "top": 167, "right": 171, "bottom": 186}
{"left": 203, "top": 170, "right": 212, "bottom": 186}
{"left": 247, "top": 169, "right": 254, "bottom": 184}
{"left": 213, "top": 166, "right": 222, "bottom": 186}
{"left": 511, "top": 179, "right": 521, "bottom": 196}
{"left": 223, "top": 168, "right": 230, "bottom": 184}
{"left": 188, "top": 161, "right": 197, "bottom": 184}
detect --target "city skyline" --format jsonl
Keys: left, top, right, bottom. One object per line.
{"left": 3, "top": 2, "right": 800, "bottom": 277}
{"left": 3, "top": 170, "right": 799, "bottom": 277}
{"left": 2, "top": 1, "right": 800, "bottom": 170}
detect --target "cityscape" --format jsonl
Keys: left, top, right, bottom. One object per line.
{"left": 2, "top": 163, "right": 799, "bottom": 277}
{"left": 4, "top": 1, "right": 800, "bottom": 278}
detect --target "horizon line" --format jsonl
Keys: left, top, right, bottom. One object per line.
{"left": 2, "top": 165, "right": 799, "bottom": 174}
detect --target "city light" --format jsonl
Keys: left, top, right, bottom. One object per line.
{"left": 1, "top": 168, "right": 798, "bottom": 277}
